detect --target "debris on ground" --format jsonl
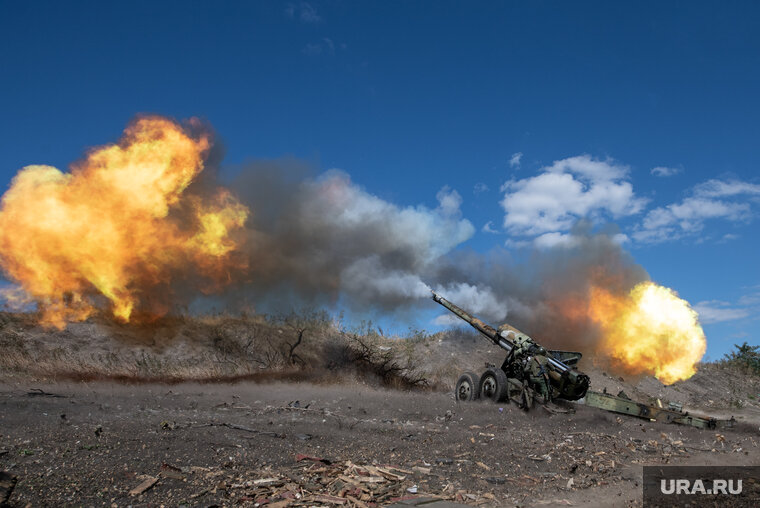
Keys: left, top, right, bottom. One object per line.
{"left": 213, "top": 456, "right": 491, "bottom": 506}
{"left": 0, "top": 471, "right": 17, "bottom": 505}
{"left": 1, "top": 381, "right": 757, "bottom": 506}
{"left": 128, "top": 475, "right": 158, "bottom": 496}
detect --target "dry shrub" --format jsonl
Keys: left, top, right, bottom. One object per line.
{"left": 341, "top": 333, "right": 429, "bottom": 389}
{"left": 0, "top": 310, "right": 437, "bottom": 390}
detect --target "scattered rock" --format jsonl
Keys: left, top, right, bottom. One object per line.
{"left": 295, "top": 454, "right": 332, "bottom": 465}
{"left": 26, "top": 389, "right": 64, "bottom": 398}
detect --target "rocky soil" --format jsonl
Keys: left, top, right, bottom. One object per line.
{"left": 2, "top": 312, "right": 759, "bottom": 506}
{"left": 1, "top": 380, "right": 758, "bottom": 507}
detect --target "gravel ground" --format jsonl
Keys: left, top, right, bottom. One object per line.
{"left": 1, "top": 380, "right": 758, "bottom": 507}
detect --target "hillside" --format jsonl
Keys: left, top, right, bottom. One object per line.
{"left": 1, "top": 311, "right": 758, "bottom": 421}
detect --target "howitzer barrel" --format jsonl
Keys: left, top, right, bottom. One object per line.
{"left": 431, "top": 291, "right": 515, "bottom": 353}
{"left": 431, "top": 290, "right": 573, "bottom": 375}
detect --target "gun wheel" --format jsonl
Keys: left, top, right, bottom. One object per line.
{"left": 479, "top": 367, "right": 509, "bottom": 402}
{"left": 455, "top": 372, "right": 480, "bottom": 401}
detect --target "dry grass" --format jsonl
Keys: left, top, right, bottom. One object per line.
{"left": 3, "top": 310, "right": 755, "bottom": 413}
{"left": 0, "top": 311, "right": 443, "bottom": 390}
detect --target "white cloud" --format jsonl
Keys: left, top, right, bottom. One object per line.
{"left": 286, "top": 2, "right": 321, "bottom": 23}
{"left": 634, "top": 178, "right": 759, "bottom": 243}
{"left": 694, "top": 300, "right": 751, "bottom": 324}
{"left": 509, "top": 152, "right": 523, "bottom": 168}
{"left": 436, "top": 186, "right": 463, "bottom": 216}
{"left": 495, "top": 157, "right": 758, "bottom": 247}
{"left": 482, "top": 221, "right": 498, "bottom": 234}
{"left": 651, "top": 166, "right": 681, "bottom": 177}
{"left": 543, "top": 154, "right": 629, "bottom": 181}
{"left": 719, "top": 233, "right": 740, "bottom": 243}
{"left": 533, "top": 232, "right": 579, "bottom": 249}
{"left": 693, "top": 286, "right": 760, "bottom": 325}
{"left": 500, "top": 155, "right": 647, "bottom": 237}
{"left": 738, "top": 291, "right": 760, "bottom": 306}
{"left": 473, "top": 182, "right": 489, "bottom": 195}
{"left": 693, "top": 179, "right": 760, "bottom": 198}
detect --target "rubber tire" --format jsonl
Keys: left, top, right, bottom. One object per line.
{"left": 455, "top": 371, "right": 481, "bottom": 401}
{"left": 479, "top": 367, "right": 509, "bottom": 402}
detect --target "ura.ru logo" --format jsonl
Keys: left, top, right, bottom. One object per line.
{"left": 661, "top": 479, "right": 742, "bottom": 495}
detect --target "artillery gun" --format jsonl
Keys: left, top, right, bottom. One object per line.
{"left": 432, "top": 291, "right": 736, "bottom": 429}
{"left": 432, "top": 291, "right": 590, "bottom": 408}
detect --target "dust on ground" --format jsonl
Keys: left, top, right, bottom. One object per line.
{"left": 1, "top": 380, "right": 758, "bottom": 507}
{"left": 1, "top": 312, "right": 759, "bottom": 506}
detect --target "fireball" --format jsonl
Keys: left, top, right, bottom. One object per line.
{"left": 589, "top": 281, "right": 706, "bottom": 384}
{"left": 0, "top": 115, "right": 248, "bottom": 328}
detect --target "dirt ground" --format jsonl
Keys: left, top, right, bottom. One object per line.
{"left": 1, "top": 380, "right": 758, "bottom": 507}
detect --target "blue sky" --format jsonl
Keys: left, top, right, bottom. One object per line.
{"left": 1, "top": 1, "right": 759, "bottom": 360}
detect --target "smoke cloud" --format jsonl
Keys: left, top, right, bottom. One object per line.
{"left": 233, "top": 160, "right": 475, "bottom": 313}
{"left": 1, "top": 117, "right": 707, "bottom": 382}
{"left": 0, "top": 117, "right": 651, "bottom": 371}
{"left": 229, "top": 158, "right": 650, "bottom": 360}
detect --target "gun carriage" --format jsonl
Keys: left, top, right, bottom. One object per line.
{"left": 431, "top": 291, "right": 590, "bottom": 409}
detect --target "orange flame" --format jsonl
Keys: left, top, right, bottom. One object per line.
{"left": 0, "top": 115, "right": 248, "bottom": 328}
{"left": 589, "top": 281, "right": 706, "bottom": 384}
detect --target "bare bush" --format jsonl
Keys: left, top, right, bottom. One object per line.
{"left": 0, "top": 310, "right": 436, "bottom": 390}
{"left": 344, "top": 333, "right": 428, "bottom": 389}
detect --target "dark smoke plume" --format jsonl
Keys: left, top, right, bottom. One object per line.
{"left": 222, "top": 158, "right": 649, "bottom": 356}
{"left": 231, "top": 158, "right": 474, "bottom": 313}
